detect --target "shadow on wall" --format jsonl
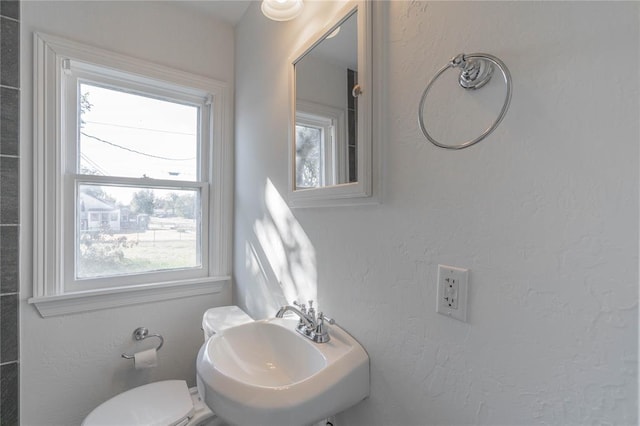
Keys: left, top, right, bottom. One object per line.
{"left": 242, "top": 179, "right": 317, "bottom": 318}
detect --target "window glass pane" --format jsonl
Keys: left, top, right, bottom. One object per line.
{"left": 79, "top": 83, "right": 199, "bottom": 181}
{"left": 295, "top": 124, "right": 322, "bottom": 188}
{"left": 77, "top": 184, "right": 201, "bottom": 279}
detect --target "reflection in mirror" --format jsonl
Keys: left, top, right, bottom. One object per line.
{"left": 294, "top": 10, "right": 358, "bottom": 190}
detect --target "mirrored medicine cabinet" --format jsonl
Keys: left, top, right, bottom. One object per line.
{"left": 289, "top": 0, "right": 374, "bottom": 207}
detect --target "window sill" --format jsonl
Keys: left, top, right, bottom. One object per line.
{"left": 28, "top": 276, "right": 230, "bottom": 318}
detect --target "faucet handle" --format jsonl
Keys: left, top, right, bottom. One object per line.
{"left": 292, "top": 301, "right": 308, "bottom": 331}
{"left": 312, "top": 312, "right": 334, "bottom": 343}
{"left": 293, "top": 300, "right": 307, "bottom": 313}
{"left": 318, "top": 312, "right": 335, "bottom": 325}
{"left": 307, "top": 300, "right": 316, "bottom": 322}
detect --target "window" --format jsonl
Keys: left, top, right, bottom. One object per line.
{"left": 31, "top": 34, "right": 232, "bottom": 316}
{"left": 294, "top": 101, "right": 346, "bottom": 189}
{"left": 295, "top": 114, "right": 332, "bottom": 189}
{"left": 71, "top": 82, "right": 204, "bottom": 287}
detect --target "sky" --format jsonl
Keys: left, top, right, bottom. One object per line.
{"left": 79, "top": 83, "right": 200, "bottom": 204}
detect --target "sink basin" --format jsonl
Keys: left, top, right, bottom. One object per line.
{"left": 196, "top": 317, "right": 369, "bottom": 426}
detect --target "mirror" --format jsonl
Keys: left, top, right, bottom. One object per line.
{"left": 289, "top": 1, "right": 372, "bottom": 206}
{"left": 294, "top": 11, "right": 357, "bottom": 189}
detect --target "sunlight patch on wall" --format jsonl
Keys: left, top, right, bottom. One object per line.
{"left": 250, "top": 179, "right": 317, "bottom": 307}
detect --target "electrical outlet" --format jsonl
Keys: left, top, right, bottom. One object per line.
{"left": 436, "top": 264, "right": 469, "bottom": 322}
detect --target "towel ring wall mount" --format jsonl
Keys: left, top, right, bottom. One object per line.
{"left": 418, "top": 53, "right": 512, "bottom": 150}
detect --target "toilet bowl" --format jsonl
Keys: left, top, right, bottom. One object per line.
{"left": 82, "top": 306, "right": 253, "bottom": 426}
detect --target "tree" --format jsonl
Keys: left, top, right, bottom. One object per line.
{"left": 175, "top": 194, "right": 196, "bottom": 219}
{"left": 163, "top": 192, "right": 180, "bottom": 216}
{"left": 80, "top": 91, "right": 92, "bottom": 128}
{"left": 130, "top": 189, "right": 155, "bottom": 215}
{"left": 295, "top": 125, "right": 321, "bottom": 188}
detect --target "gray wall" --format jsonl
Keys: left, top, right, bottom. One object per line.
{"left": 0, "top": 0, "right": 20, "bottom": 424}
{"left": 234, "top": 2, "right": 638, "bottom": 424}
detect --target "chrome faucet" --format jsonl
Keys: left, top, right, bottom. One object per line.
{"left": 275, "top": 304, "right": 315, "bottom": 329}
{"left": 275, "top": 300, "right": 335, "bottom": 343}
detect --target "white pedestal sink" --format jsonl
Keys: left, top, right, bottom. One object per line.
{"left": 196, "top": 317, "right": 369, "bottom": 426}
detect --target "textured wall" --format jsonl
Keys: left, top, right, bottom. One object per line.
{"left": 19, "top": 2, "right": 234, "bottom": 425}
{"left": 0, "top": 1, "right": 20, "bottom": 424}
{"left": 234, "top": 2, "right": 638, "bottom": 425}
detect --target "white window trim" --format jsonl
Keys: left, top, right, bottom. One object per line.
{"left": 296, "top": 114, "right": 331, "bottom": 187}
{"left": 30, "top": 33, "right": 233, "bottom": 317}
{"left": 63, "top": 70, "right": 211, "bottom": 292}
{"left": 295, "top": 100, "right": 346, "bottom": 188}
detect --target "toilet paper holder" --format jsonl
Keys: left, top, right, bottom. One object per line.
{"left": 121, "top": 327, "right": 164, "bottom": 359}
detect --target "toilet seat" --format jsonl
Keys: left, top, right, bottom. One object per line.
{"left": 83, "top": 306, "right": 253, "bottom": 426}
{"left": 82, "top": 380, "right": 196, "bottom": 426}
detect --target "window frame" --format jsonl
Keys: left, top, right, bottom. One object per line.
{"left": 295, "top": 114, "right": 330, "bottom": 188}
{"left": 30, "top": 33, "right": 233, "bottom": 317}
{"left": 295, "top": 100, "right": 346, "bottom": 189}
{"left": 65, "top": 71, "right": 210, "bottom": 291}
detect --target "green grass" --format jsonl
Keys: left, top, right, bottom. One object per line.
{"left": 76, "top": 235, "right": 199, "bottom": 279}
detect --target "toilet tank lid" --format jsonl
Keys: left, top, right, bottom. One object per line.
{"left": 83, "top": 380, "right": 194, "bottom": 426}
{"left": 202, "top": 305, "right": 253, "bottom": 338}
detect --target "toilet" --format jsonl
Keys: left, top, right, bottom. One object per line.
{"left": 82, "top": 306, "right": 253, "bottom": 426}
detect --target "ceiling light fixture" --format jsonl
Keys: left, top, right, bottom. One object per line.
{"left": 261, "top": 0, "right": 304, "bottom": 22}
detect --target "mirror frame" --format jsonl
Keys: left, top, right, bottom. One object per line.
{"left": 288, "top": 0, "right": 372, "bottom": 207}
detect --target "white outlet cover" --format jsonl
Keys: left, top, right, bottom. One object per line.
{"left": 436, "top": 264, "right": 469, "bottom": 322}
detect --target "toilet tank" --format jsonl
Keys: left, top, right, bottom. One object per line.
{"left": 198, "top": 306, "right": 253, "bottom": 404}
{"left": 202, "top": 306, "right": 253, "bottom": 341}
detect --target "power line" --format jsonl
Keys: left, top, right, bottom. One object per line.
{"left": 80, "top": 153, "right": 108, "bottom": 175}
{"left": 84, "top": 120, "right": 196, "bottom": 136}
{"left": 81, "top": 132, "right": 196, "bottom": 161}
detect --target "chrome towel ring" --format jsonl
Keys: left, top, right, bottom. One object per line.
{"left": 121, "top": 327, "right": 164, "bottom": 359}
{"left": 418, "top": 53, "right": 512, "bottom": 150}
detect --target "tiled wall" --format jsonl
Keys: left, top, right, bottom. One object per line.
{"left": 0, "top": 0, "right": 20, "bottom": 424}
{"left": 346, "top": 68, "right": 357, "bottom": 183}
